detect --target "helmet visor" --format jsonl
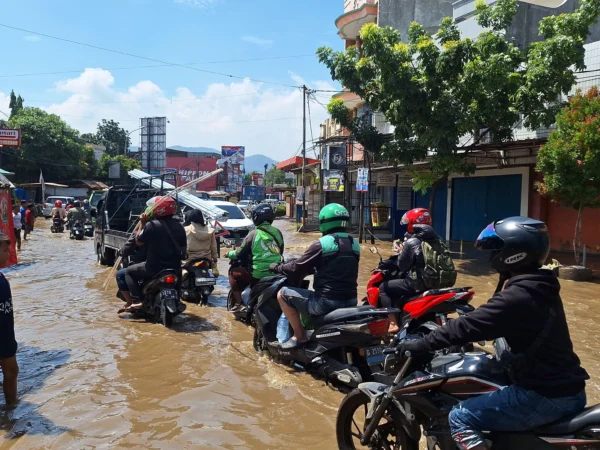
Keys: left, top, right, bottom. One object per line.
{"left": 475, "top": 223, "right": 504, "bottom": 250}
{"left": 400, "top": 212, "right": 408, "bottom": 225}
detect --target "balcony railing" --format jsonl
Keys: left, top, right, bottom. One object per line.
{"left": 344, "top": 0, "right": 377, "bottom": 13}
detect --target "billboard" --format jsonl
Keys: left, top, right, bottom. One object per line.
{"left": 140, "top": 117, "right": 167, "bottom": 173}
{"left": 323, "top": 169, "right": 345, "bottom": 192}
{"left": 0, "top": 129, "right": 21, "bottom": 147}
{"left": 221, "top": 146, "right": 245, "bottom": 193}
{"left": 165, "top": 155, "right": 218, "bottom": 191}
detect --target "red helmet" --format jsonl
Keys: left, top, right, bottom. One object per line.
{"left": 401, "top": 208, "right": 432, "bottom": 233}
{"left": 54, "top": 200, "right": 63, "bottom": 208}
{"left": 147, "top": 196, "right": 177, "bottom": 218}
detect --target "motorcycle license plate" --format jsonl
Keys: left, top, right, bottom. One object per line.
{"left": 160, "top": 289, "right": 178, "bottom": 300}
{"left": 195, "top": 278, "right": 216, "bottom": 285}
{"left": 365, "top": 345, "right": 386, "bottom": 359}
{"left": 223, "top": 238, "right": 235, "bottom": 247}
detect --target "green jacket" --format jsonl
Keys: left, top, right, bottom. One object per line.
{"left": 234, "top": 223, "right": 284, "bottom": 278}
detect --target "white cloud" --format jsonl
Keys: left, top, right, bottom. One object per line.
{"left": 242, "top": 36, "right": 274, "bottom": 47}
{"left": 174, "top": 0, "right": 219, "bottom": 8}
{"left": 42, "top": 69, "right": 335, "bottom": 161}
{"left": 24, "top": 35, "right": 41, "bottom": 42}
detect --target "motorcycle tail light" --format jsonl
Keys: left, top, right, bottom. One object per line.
{"left": 368, "top": 319, "right": 389, "bottom": 337}
{"left": 366, "top": 288, "right": 380, "bottom": 307}
{"left": 163, "top": 275, "right": 176, "bottom": 284}
{"left": 454, "top": 291, "right": 474, "bottom": 302}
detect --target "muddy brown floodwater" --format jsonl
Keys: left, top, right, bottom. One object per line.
{"left": 1, "top": 218, "right": 599, "bottom": 449}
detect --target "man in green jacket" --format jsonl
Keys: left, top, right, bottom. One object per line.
{"left": 227, "top": 203, "right": 284, "bottom": 312}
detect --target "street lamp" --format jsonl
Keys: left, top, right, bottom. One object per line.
{"left": 125, "top": 126, "right": 146, "bottom": 156}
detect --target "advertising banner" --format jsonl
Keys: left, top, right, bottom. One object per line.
{"left": 164, "top": 168, "right": 177, "bottom": 183}
{"left": 323, "top": 145, "right": 347, "bottom": 171}
{"left": 323, "top": 169, "right": 345, "bottom": 192}
{"left": 0, "top": 129, "right": 21, "bottom": 147}
{"left": 397, "top": 172, "right": 414, "bottom": 188}
{"left": 0, "top": 190, "right": 17, "bottom": 267}
{"left": 221, "top": 146, "right": 245, "bottom": 193}
{"left": 356, "top": 168, "right": 369, "bottom": 192}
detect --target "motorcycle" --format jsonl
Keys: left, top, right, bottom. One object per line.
{"left": 50, "top": 216, "right": 64, "bottom": 233}
{"left": 132, "top": 269, "right": 186, "bottom": 327}
{"left": 365, "top": 246, "right": 475, "bottom": 329}
{"left": 252, "top": 275, "right": 402, "bottom": 389}
{"left": 70, "top": 220, "right": 84, "bottom": 240}
{"left": 336, "top": 338, "right": 600, "bottom": 449}
{"left": 83, "top": 220, "right": 94, "bottom": 237}
{"left": 181, "top": 258, "right": 216, "bottom": 306}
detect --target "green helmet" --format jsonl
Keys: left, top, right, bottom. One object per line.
{"left": 319, "top": 203, "right": 350, "bottom": 234}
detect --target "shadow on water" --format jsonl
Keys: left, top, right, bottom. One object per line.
{"left": 0, "top": 346, "right": 71, "bottom": 439}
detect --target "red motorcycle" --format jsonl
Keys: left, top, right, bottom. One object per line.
{"left": 364, "top": 247, "right": 475, "bottom": 330}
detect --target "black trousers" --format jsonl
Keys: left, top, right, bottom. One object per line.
{"left": 125, "top": 262, "right": 151, "bottom": 301}
{"left": 378, "top": 278, "right": 417, "bottom": 310}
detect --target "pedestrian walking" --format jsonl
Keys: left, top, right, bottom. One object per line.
{"left": 12, "top": 206, "right": 21, "bottom": 251}
{"left": 27, "top": 201, "right": 35, "bottom": 231}
{"left": 23, "top": 205, "right": 34, "bottom": 240}
{"left": 0, "top": 232, "right": 19, "bottom": 407}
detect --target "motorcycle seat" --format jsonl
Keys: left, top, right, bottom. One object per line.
{"left": 320, "top": 306, "right": 376, "bottom": 324}
{"left": 403, "top": 287, "right": 474, "bottom": 304}
{"left": 534, "top": 404, "right": 600, "bottom": 434}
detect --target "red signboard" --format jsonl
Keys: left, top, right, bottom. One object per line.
{"left": 0, "top": 190, "right": 17, "bottom": 267}
{"left": 164, "top": 155, "right": 218, "bottom": 191}
{"left": 0, "top": 129, "right": 21, "bottom": 147}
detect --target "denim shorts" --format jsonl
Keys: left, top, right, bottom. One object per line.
{"left": 115, "top": 268, "right": 128, "bottom": 291}
{"left": 449, "top": 384, "right": 587, "bottom": 449}
{"left": 279, "top": 287, "right": 356, "bottom": 316}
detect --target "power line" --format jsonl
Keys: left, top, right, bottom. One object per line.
{"left": 1, "top": 148, "right": 81, "bottom": 167}
{"left": 0, "top": 55, "right": 314, "bottom": 79}
{"left": 0, "top": 23, "right": 300, "bottom": 89}
{"left": 55, "top": 114, "right": 303, "bottom": 125}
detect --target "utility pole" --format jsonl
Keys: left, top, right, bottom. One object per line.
{"left": 301, "top": 85, "right": 307, "bottom": 228}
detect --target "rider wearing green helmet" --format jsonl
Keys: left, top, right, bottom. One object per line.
{"left": 270, "top": 203, "right": 360, "bottom": 349}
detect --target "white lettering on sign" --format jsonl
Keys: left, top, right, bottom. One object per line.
{"left": 0, "top": 129, "right": 21, "bottom": 147}
{"left": 505, "top": 253, "right": 527, "bottom": 264}
{"left": 334, "top": 210, "right": 349, "bottom": 217}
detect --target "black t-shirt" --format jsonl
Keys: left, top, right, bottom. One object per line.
{"left": 138, "top": 218, "right": 187, "bottom": 275}
{"left": 0, "top": 273, "right": 17, "bottom": 359}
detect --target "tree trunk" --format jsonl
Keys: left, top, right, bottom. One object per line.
{"left": 574, "top": 205, "right": 584, "bottom": 265}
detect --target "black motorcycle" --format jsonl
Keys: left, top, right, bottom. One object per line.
{"left": 50, "top": 215, "right": 64, "bottom": 233}
{"left": 336, "top": 337, "right": 600, "bottom": 449}
{"left": 132, "top": 269, "right": 186, "bottom": 327}
{"left": 70, "top": 220, "right": 84, "bottom": 240}
{"left": 83, "top": 220, "right": 94, "bottom": 237}
{"left": 252, "top": 276, "right": 401, "bottom": 389}
{"left": 181, "top": 258, "right": 216, "bottom": 306}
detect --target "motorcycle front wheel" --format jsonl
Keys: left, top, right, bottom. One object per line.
{"left": 336, "top": 390, "right": 418, "bottom": 450}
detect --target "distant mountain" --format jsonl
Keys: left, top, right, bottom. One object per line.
{"left": 169, "top": 145, "right": 220, "bottom": 154}
{"left": 245, "top": 154, "right": 278, "bottom": 174}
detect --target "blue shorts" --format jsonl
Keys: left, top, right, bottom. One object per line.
{"left": 116, "top": 268, "right": 128, "bottom": 291}
{"left": 279, "top": 287, "right": 356, "bottom": 316}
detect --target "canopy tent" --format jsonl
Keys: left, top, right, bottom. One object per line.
{"left": 128, "top": 169, "right": 228, "bottom": 220}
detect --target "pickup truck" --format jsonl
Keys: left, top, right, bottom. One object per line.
{"left": 93, "top": 184, "right": 162, "bottom": 266}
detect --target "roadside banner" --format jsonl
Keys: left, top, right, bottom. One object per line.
{"left": 39, "top": 170, "right": 46, "bottom": 202}
{"left": 0, "top": 189, "right": 17, "bottom": 267}
{"left": 356, "top": 168, "right": 369, "bottom": 192}
{"left": 0, "top": 129, "right": 21, "bottom": 147}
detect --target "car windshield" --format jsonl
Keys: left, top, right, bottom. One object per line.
{"left": 217, "top": 205, "right": 246, "bottom": 219}
{"left": 239, "top": 201, "right": 250, "bottom": 205}
{"left": 90, "top": 192, "right": 104, "bottom": 207}
{"left": 46, "top": 197, "right": 67, "bottom": 204}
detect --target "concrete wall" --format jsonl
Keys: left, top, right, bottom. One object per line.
{"left": 378, "top": 0, "right": 453, "bottom": 39}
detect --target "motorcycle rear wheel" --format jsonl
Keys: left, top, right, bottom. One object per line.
{"left": 336, "top": 390, "right": 418, "bottom": 450}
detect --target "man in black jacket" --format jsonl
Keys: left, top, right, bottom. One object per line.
{"left": 398, "top": 217, "right": 588, "bottom": 450}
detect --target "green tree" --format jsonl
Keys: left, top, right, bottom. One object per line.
{"left": 6, "top": 107, "right": 95, "bottom": 182}
{"left": 96, "top": 119, "right": 130, "bottom": 156}
{"left": 81, "top": 132, "right": 101, "bottom": 145}
{"left": 244, "top": 173, "right": 253, "bottom": 185}
{"left": 8, "top": 90, "right": 24, "bottom": 118}
{"left": 318, "top": 0, "right": 600, "bottom": 214}
{"left": 536, "top": 87, "right": 600, "bottom": 264}
{"left": 98, "top": 153, "right": 141, "bottom": 182}
{"left": 265, "top": 166, "right": 292, "bottom": 187}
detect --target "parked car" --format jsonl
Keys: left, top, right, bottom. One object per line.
{"left": 43, "top": 196, "right": 75, "bottom": 218}
{"left": 237, "top": 200, "right": 252, "bottom": 212}
{"left": 207, "top": 200, "right": 255, "bottom": 249}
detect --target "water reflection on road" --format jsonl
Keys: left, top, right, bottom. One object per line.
{"left": 1, "top": 219, "right": 598, "bottom": 449}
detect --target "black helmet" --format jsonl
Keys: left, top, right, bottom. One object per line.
{"left": 251, "top": 203, "right": 275, "bottom": 225}
{"left": 475, "top": 216, "right": 550, "bottom": 275}
{"left": 73, "top": 200, "right": 81, "bottom": 208}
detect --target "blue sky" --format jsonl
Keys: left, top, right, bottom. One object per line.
{"left": 0, "top": 0, "right": 344, "bottom": 160}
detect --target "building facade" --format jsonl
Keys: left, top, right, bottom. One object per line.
{"left": 165, "top": 148, "right": 220, "bottom": 191}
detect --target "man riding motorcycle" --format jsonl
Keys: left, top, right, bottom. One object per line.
{"left": 395, "top": 216, "right": 589, "bottom": 450}
{"left": 66, "top": 200, "right": 86, "bottom": 228}
{"left": 270, "top": 203, "right": 359, "bottom": 349}
{"left": 50, "top": 200, "right": 67, "bottom": 222}
{"left": 227, "top": 203, "right": 284, "bottom": 312}
{"left": 379, "top": 207, "right": 456, "bottom": 333}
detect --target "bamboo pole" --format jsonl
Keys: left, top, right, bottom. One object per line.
{"left": 102, "top": 168, "right": 223, "bottom": 290}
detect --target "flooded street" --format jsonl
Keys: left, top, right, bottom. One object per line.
{"left": 1, "top": 218, "right": 600, "bottom": 449}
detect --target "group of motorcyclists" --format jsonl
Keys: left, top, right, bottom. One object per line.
{"left": 49, "top": 198, "right": 91, "bottom": 231}
{"left": 110, "top": 195, "right": 589, "bottom": 450}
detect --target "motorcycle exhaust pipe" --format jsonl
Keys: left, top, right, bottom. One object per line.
{"left": 312, "top": 355, "right": 363, "bottom": 387}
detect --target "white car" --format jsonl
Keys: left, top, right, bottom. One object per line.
{"left": 207, "top": 200, "right": 255, "bottom": 248}
{"left": 43, "top": 196, "right": 75, "bottom": 218}
{"left": 237, "top": 200, "right": 252, "bottom": 211}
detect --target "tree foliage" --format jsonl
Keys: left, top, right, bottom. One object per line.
{"left": 82, "top": 119, "right": 130, "bottom": 157}
{"left": 5, "top": 107, "right": 96, "bottom": 183}
{"left": 265, "top": 166, "right": 292, "bottom": 187}
{"left": 536, "top": 87, "right": 600, "bottom": 263}
{"left": 8, "top": 90, "right": 24, "bottom": 118}
{"left": 98, "top": 153, "right": 141, "bottom": 182}
{"left": 317, "top": 0, "right": 600, "bottom": 208}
